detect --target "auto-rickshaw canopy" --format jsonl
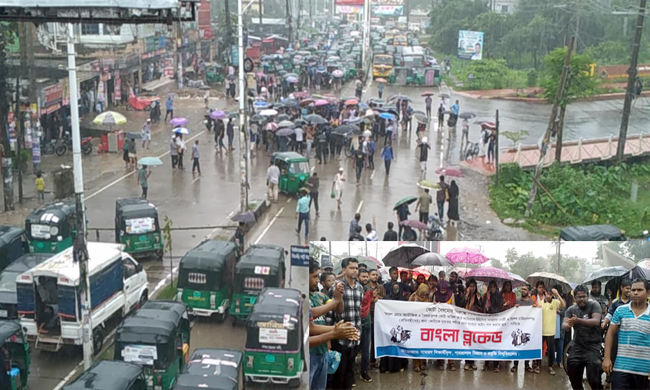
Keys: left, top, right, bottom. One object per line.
{"left": 0, "top": 225, "right": 25, "bottom": 271}
{"left": 179, "top": 240, "right": 237, "bottom": 273}
{"left": 175, "top": 348, "right": 243, "bottom": 390}
{"left": 115, "top": 198, "right": 160, "bottom": 232}
{"left": 559, "top": 224, "right": 626, "bottom": 241}
{"left": 116, "top": 300, "right": 187, "bottom": 345}
{"left": 0, "top": 319, "right": 21, "bottom": 345}
{"left": 63, "top": 360, "right": 144, "bottom": 390}
{"left": 235, "top": 245, "right": 285, "bottom": 277}
{"left": 245, "top": 288, "right": 301, "bottom": 350}
{"left": 25, "top": 201, "right": 76, "bottom": 241}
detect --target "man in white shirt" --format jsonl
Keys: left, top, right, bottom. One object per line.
{"left": 331, "top": 167, "right": 346, "bottom": 209}
{"left": 267, "top": 161, "right": 280, "bottom": 203}
{"left": 295, "top": 127, "right": 304, "bottom": 154}
{"left": 365, "top": 219, "right": 377, "bottom": 241}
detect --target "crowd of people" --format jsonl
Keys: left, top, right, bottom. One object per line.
{"left": 309, "top": 254, "right": 650, "bottom": 390}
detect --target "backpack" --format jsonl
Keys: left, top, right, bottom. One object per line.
{"left": 482, "top": 129, "right": 490, "bottom": 143}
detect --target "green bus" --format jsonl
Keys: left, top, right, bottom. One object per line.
{"left": 177, "top": 240, "right": 238, "bottom": 321}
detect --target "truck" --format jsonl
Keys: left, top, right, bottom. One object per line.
{"left": 16, "top": 242, "right": 148, "bottom": 353}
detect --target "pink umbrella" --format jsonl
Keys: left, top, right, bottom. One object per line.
{"left": 466, "top": 266, "right": 513, "bottom": 283}
{"left": 445, "top": 247, "right": 490, "bottom": 265}
{"left": 450, "top": 267, "right": 468, "bottom": 278}
{"left": 435, "top": 167, "right": 464, "bottom": 177}
{"left": 264, "top": 122, "right": 278, "bottom": 131}
{"left": 345, "top": 99, "right": 359, "bottom": 105}
{"left": 210, "top": 110, "right": 227, "bottom": 120}
{"left": 314, "top": 99, "right": 329, "bottom": 107}
{"left": 400, "top": 220, "right": 428, "bottom": 230}
{"left": 294, "top": 91, "right": 311, "bottom": 99}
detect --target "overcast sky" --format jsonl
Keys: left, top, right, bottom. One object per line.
{"left": 313, "top": 241, "right": 600, "bottom": 265}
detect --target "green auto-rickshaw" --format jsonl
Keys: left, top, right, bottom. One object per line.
{"left": 25, "top": 201, "right": 76, "bottom": 254}
{"left": 272, "top": 152, "right": 310, "bottom": 196}
{"left": 0, "top": 226, "right": 26, "bottom": 272}
{"left": 244, "top": 288, "right": 304, "bottom": 388}
{"left": 229, "top": 245, "right": 286, "bottom": 323}
{"left": 115, "top": 198, "right": 163, "bottom": 260}
{"left": 114, "top": 301, "right": 191, "bottom": 390}
{"left": 0, "top": 319, "right": 30, "bottom": 390}
{"left": 177, "top": 240, "right": 238, "bottom": 320}
{"left": 175, "top": 348, "right": 244, "bottom": 390}
{"left": 64, "top": 360, "right": 146, "bottom": 390}
{"left": 205, "top": 63, "right": 224, "bottom": 85}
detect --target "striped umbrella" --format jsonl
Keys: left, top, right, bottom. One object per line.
{"left": 93, "top": 111, "right": 127, "bottom": 126}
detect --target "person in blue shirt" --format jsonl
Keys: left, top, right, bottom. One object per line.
{"left": 377, "top": 81, "right": 384, "bottom": 99}
{"left": 381, "top": 141, "right": 393, "bottom": 175}
{"left": 165, "top": 96, "right": 174, "bottom": 122}
{"left": 367, "top": 137, "right": 376, "bottom": 170}
{"left": 295, "top": 188, "right": 312, "bottom": 239}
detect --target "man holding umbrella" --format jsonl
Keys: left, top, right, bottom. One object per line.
{"left": 137, "top": 165, "right": 151, "bottom": 199}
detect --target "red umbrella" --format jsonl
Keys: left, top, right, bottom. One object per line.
{"left": 293, "top": 91, "right": 311, "bottom": 99}
{"left": 299, "top": 99, "right": 315, "bottom": 106}
{"left": 400, "top": 220, "right": 428, "bottom": 230}
{"left": 421, "top": 91, "right": 435, "bottom": 97}
{"left": 435, "top": 167, "right": 464, "bottom": 177}
{"left": 481, "top": 122, "right": 497, "bottom": 130}
{"left": 345, "top": 99, "right": 359, "bottom": 105}
{"left": 398, "top": 267, "right": 431, "bottom": 278}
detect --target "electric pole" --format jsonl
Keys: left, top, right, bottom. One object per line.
{"left": 66, "top": 23, "right": 93, "bottom": 371}
{"left": 0, "top": 23, "right": 13, "bottom": 211}
{"left": 26, "top": 23, "right": 39, "bottom": 175}
{"left": 525, "top": 37, "right": 575, "bottom": 217}
{"left": 238, "top": 0, "right": 250, "bottom": 212}
{"left": 617, "top": 0, "right": 647, "bottom": 161}
{"left": 286, "top": 0, "right": 292, "bottom": 44}
{"left": 258, "top": 0, "right": 263, "bottom": 35}
{"left": 225, "top": 0, "right": 233, "bottom": 62}
{"left": 555, "top": 32, "right": 574, "bottom": 162}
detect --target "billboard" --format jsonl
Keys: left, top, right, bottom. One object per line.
{"left": 336, "top": 5, "right": 363, "bottom": 13}
{"left": 371, "top": 0, "right": 404, "bottom": 4}
{"left": 372, "top": 5, "right": 403, "bottom": 15}
{"left": 335, "top": 0, "right": 364, "bottom": 4}
{"left": 458, "top": 30, "right": 484, "bottom": 61}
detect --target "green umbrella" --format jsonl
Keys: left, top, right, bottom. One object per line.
{"left": 393, "top": 196, "right": 417, "bottom": 210}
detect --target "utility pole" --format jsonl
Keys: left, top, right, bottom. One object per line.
{"left": 26, "top": 23, "right": 39, "bottom": 175}
{"left": 67, "top": 23, "right": 93, "bottom": 371}
{"left": 225, "top": 0, "right": 233, "bottom": 62}
{"left": 309, "top": 0, "right": 312, "bottom": 19}
{"left": 617, "top": 0, "right": 647, "bottom": 161}
{"left": 552, "top": 240, "right": 563, "bottom": 274}
{"left": 176, "top": 23, "right": 183, "bottom": 89}
{"left": 238, "top": 0, "right": 250, "bottom": 212}
{"left": 495, "top": 109, "right": 500, "bottom": 186}
{"left": 17, "top": 22, "right": 26, "bottom": 203}
{"left": 286, "top": 0, "right": 292, "bottom": 44}
{"left": 258, "top": 0, "right": 263, "bottom": 36}
{"left": 555, "top": 33, "right": 574, "bottom": 162}
{"left": 525, "top": 37, "right": 575, "bottom": 217}
{"left": 0, "top": 23, "right": 13, "bottom": 211}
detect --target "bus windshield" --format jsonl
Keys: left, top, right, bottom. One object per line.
{"left": 373, "top": 56, "right": 393, "bottom": 66}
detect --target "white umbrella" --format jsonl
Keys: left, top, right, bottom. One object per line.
{"left": 173, "top": 128, "right": 190, "bottom": 135}
{"left": 260, "top": 109, "right": 278, "bottom": 116}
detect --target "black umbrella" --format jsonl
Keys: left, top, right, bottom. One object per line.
{"left": 294, "top": 118, "right": 307, "bottom": 126}
{"left": 305, "top": 114, "right": 328, "bottom": 124}
{"left": 250, "top": 114, "right": 265, "bottom": 122}
{"left": 382, "top": 243, "right": 431, "bottom": 268}
{"left": 333, "top": 124, "right": 360, "bottom": 136}
{"left": 440, "top": 93, "right": 451, "bottom": 99}
{"left": 387, "top": 94, "right": 411, "bottom": 102}
{"left": 583, "top": 266, "right": 628, "bottom": 284}
{"left": 125, "top": 132, "right": 143, "bottom": 139}
{"left": 283, "top": 99, "right": 299, "bottom": 107}
{"left": 277, "top": 114, "right": 291, "bottom": 122}
{"left": 232, "top": 211, "right": 256, "bottom": 223}
{"left": 459, "top": 112, "right": 477, "bottom": 119}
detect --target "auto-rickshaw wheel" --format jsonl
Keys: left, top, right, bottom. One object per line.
{"left": 92, "top": 328, "right": 103, "bottom": 355}
{"left": 155, "top": 249, "right": 163, "bottom": 260}
{"left": 288, "top": 378, "right": 301, "bottom": 388}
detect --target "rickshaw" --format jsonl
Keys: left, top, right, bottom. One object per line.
{"left": 205, "top": 63, "right": 224, "bottom": 85}
{"left": 559, "top": 225, "right": 627, "bottom": 241}
{"left": 115, "top": 198, "right": 163, "bottom": 260}
{"left": 177, "top": 240, "right": 238, "bottom": 320}
{"left": 229, "top": 244, "right": 286, "bottom": 323}
{"left": 0, "top": 319, "right": 30, "bottom": 390}
{"left": 244, "top": 288, "right": 304, "bottom": 387}
{"left": 406, "top": 68, "right": 426, "bottom": 86}
{"left": 25, "top": 201, "right": 76, "bottom": 254}
{"left": 271, "top": 152, "right": 310, "bottom": 196}
{"left": 175, "top": 349, "right": 244, "bottom": 390}
{"left": 114, "top": 300, "right": 191, "bottom": 390}
{"left": 64, "top": 360, "right": 146, "bottom": 390}
{"left": 0, "top": 226, "right": 25, "bottom": 272}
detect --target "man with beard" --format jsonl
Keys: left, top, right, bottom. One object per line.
{"left": 358, "top": 270, "right": 374, "bottom": 383}
{"left": 309, "top": 259, "right": 344, "bottom": 390}
{"left": 563, "top": 284, "right": 603, "bottom": 390}
{"left": 368, "top": 269, "right": 386, "bottom": 369}
{"left": 604, "top": 279, "right": 650, "bottom": 390}
{"left": 590, "top": 280, "right": 608, "bottom": 315}
{"left": 601, "top": 279, "right": 632, "bottom": 387}
{"left": 326, "top": 258, "right": 362, "bottom": 390}
{"left": 511, "top": 284, "right": 539, "bottom": 373}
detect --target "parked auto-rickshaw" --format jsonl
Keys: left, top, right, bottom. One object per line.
{"left": 64, "top": 360, "right": 146, "bottom": 390}
{"left": 177, "top": 240, "right": 238, "bottom": 320}
{"left": 406, "top": 68, "right": 426, "bottom": 86}
{"left": 175, "top": 349, "right": 244, "bottom": 390}
{"left": 0, "top": 254, "right": 52, "bottom": 319}
{"left": 115, "top": 198, "right": 163, "bottom": 260}
{"left": 229, "top": 245, "right": 286, "bottom": 323}
{"left": 25, "top": 201, "right": 76, "bottom": 254}
{"left": 205, "top": 63, "right": 225, "bottom": 85}
{"left": 0, "top": 319, "right": 30, "bottom": 390}
{"left": 244, "top": 288, "right": 303, "bottom": 388}
{"left": 559, "top": 225, "right": 627, "bottom": 241}
{"left": 114, "top": 300, "right": 191, "bottom": 390}
{"left": 0, "top": 226, "right": 25, "bottom": 272}
{"left": 271, "top": 152, "right": 310, "bottom": 196}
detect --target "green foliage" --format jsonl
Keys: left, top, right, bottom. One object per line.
{"left": 12, "top": 148, "right": 30, "bottom": 171}
{"left": 596, "top": 242, "right": 650, "bottom": 263}
{"left": 540, "top": 47, "right": 599, "bottom": 104}
{"left": 310, "top": 243, "right": 327, "bottom": 262}
{"left": 526, "top": 70, "right": 538, "bottom": 88}
{"left": 501, "top": 248, "right": 586, "bottom": 281}
{"left": 454, "top": 58, "right": 528, "bottom": 90}
{"left": 490, "top": 162, "right": 650, "bottom": 237}
{"left": 501, "top": 130, "right": 529, "bottom": 146}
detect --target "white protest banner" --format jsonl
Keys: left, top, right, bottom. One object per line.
{"left": 374, "top": 301, "right": 542, "bottom": 361}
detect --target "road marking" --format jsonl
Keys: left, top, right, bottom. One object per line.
{"left": 152, "top": 266, "right": 179, "bottom": 295}
{"left": 286, "top": 197, "right": 291, "bottom": 203}
{"left": 370, "top": 170, "right": 375, "bottom": 180}
{"left": 311, "top": 165, "right": 315, "bottom": 172}
{"left": 356, "top": 200, "right": 364, "bottom": 214}
{"left": 192, "top": 176, "right": 200, "bottom": 183}
{"left": 254, "top": 207, "right": 284, "bottom": 245}
{"left": 86, "top": 130, "right": 206, "bottom": 200}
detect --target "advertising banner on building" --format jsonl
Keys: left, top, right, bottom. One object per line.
{"left": 374, "top": 301, "right": 542, "bottom": 361}
{"left": 458, "top": 30, "right": 484, "bottom": 61}
{"left": 336, "top": 0, "right": 364, "bottom": 4}
{"left": 371, "top": 0, "right": 404, "bottom": 4}
{"left": 372, "top": 5, "right": 403, "bottom": 15}
{"left": 336, "top": 5, "right": 363, "bottom": 14}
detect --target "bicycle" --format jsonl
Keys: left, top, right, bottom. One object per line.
{"left": 464, "top": 141, "right": 479, "bottom": 161}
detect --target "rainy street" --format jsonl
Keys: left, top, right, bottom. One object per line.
{"left": 9, "top": 78, "right": 645, "bottom": 388}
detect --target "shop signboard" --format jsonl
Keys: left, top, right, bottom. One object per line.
{"left": 372, "top": 5, "right": 403, "bottom": 15}
{"left": 335, "top": 0, "right": 364, "bottom": 4}
{"left": 336, "top": 5, "right": 363, "bottom": 13}
{"left": 371, "top": 0, "right": 404, "bottom": 3}
{"left": 41, "top": 83, "right": 63, "bottom": 108}
{"left": 231, "top": 45, "right": 239, "bottom": 66}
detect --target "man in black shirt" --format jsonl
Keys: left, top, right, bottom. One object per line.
{"left": 349, "top": 225, "right": 365, "bottom": 241}
{"left": 354, "top": 148, "right": 365, "bottom": 185}
{"left": 562, "top": 284, "right": 603, "bottom": 390}
{"left": 383, "top": 222, "right": 398, "bottom": 241}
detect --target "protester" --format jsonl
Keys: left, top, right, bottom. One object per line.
{"left": 381, "top": 267, "right": 409, "bottom": 374}
{"left": 266, "top": 161, "right": 280, "bottom": 203}
{"left": 349, "top": 226, "right": 365, "bottom": 241}
{"left": 483, "top": 280, "right": 505, "bottom": 372}
{"left": 368, "top": 269, "right": 385, "bottom": 369}
{"left": 502, "top": 280, "right": 516, "bottom": 309}
{"left": 590, "top": 280, "right": 608, "bottom": 315}
{"left": 295, "top": 189, "right": 311, "bottom": 239}
{"left": 539, "top": 287, "right": 566, "bottom": 375}
{"left": 562, "top": 284, "right": 603, "bottom": 390}
{"left": 383, "top": 222, "right": 398, "bottom": 241}
{"left": 307, "top": 172, "right": 320, "bottom": 216}
{"left": 326, "top": 258, "right": 362, "bottom": 390}
{"left": 365, "top": 220, "right": 378, "bottom": 241}
{"left": 358, "top": 269, "right": 375, "bottom": 382}
{"left": 427, "top": 275, "right": 438, "bottom": 301}
{"left": 512, "top": 284, "right": 538, "bottom": 373}
{"left": 601, "top": 279, "right": 632, "bottom": 387}
{"left": 320, "top": 272, "right": 336, "bottom": 294}
{"left": 415, "top": 188, "right": 432, "bottom": 224}
{"left": 349, "top": 213, "right": 361, "bottom": 238}
{"left": 460, "top": 278, "right": 484, "bottom": 371}
{"left": 409, "top": 283, "right": 430, "bottom": 373}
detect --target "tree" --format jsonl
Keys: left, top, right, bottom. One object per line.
{"left": 597, "top": 241, "right": 650, "bottom": 263}
{"left": 491, "top": 258, "right": 509, "bottom": 271}
{"left": 541, "top": 47, "right": 597, "bottom": 104}
{"left": 309, "top": 243, "right": 328, "bottom": 262}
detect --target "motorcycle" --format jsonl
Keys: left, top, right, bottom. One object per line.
{"left": 55, "top": 131, "right": 94, "bottom": 156}
{"left": 425, "top": 215, "right": 445, "bottom": 241}
{"left": 41, "top": 138, "right": 59, "bottom": 156}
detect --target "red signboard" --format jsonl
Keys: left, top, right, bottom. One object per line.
{"left": 198, "top": 0, "right": 213, "bottom": 40}
{"left": 335, "top": 0, "right": 364, "bottom": 4}
{"left": 43, "top": 83, "right": 63, "bottom": 106}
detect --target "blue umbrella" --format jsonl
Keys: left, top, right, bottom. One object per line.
{"left": 276, "top": 128, "right": 294, "bottom": 137}
{"left": 254, "top": 101, "right": 268, "bottom": 108}
{"left": 138, "top": 157, "right": 163, "bottom": 166}
{"left": 173, "top": 128, "right": 190, "bottom": 135}
{"left": 379, "top": 112, "right": 395, "bottom": 120}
